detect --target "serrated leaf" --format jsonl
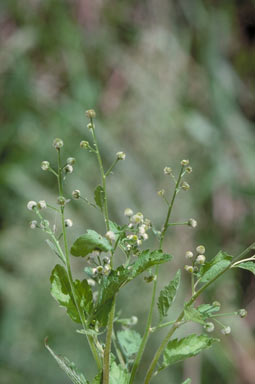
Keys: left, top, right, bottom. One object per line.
{"left": 45, "top": 338, "right": 87, "bottom": 384}
{"left": 197, "top": 303, "right": 220, "bottom": 317}
{"left": 117, "top": 329, "right": 142, "bottom": 358}
{"left": 130, "top": 250, "right": 172, "bottom": 277}
{"left": 160, "top": 334, "right": 219, "bottom": 370}
{"left": 199, "top": 251, "right": 232, "bottom": 283}
{"left": 109, "top": 361, "right": 130, "bottom": 384}
{"left": 157, "top": 269, "right": 181, "bottom": 321}
{"left": 70, "top": 230, "right": 112, "bottom": 257}
{"left": 181, "top": 379, "right": 191, "bottom": 384}
{"left": 184, "top": 306, "right": 205, "bottom": 324}
{"left": 234, "top": 261, "right": 255, "bottom": 275}
{"left": 94, "top": 185, "right": 105, "bottom": 211}
{"left": 74, "top": 279, "right": 93, "bottom": 315}
{"left": 50, "top": 265, "right": 80, "bottom": 323}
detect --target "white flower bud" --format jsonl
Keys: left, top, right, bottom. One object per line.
{"left": 96, "top": 265, "right": 104, "bottom": 274}
{"left": 124, "top": 208, "right": 133, "bottom": 217}
{"left": 131, "top": 212, "right": 144, "bottom": 224}
{"left": 221, "top": 326, "right": 231, "bottom": 335}
{"left": 80, "top": 140, "right": 89, "bottom": 149}
{"left": 116, "top": 151, "right": 126, "bottom": 160}
{"left": 87, "top": 278, "right": 96, "bottom": 287}
{"left": 238, "top": 309, "right": 247, "bottom": 318}
{"left": 41, "top": 161, "right": 50, "bottom": 171}
{"left": 37, "top": 200, "right": 47, "bottom": 209}
{"left": 30, "top": 220, "right": 38, "bottom": 229}
{"left": 64, "top": 164, "right": 73, "bottom": 173}
{"left": 64, "top": 219, "right": 73, "bottom": 228}
{"left": 196, "top": 254, "right": 206, "bottom": 265}
{"left": 105, "top": 231, "right": 116, "bottom": 241}
{"left": 186, "top": 166, "right": 192, "bottom": 174}
{"left": 139, "top": 225, "right": 146, "bottom": 235}
{"left": 57, "top": 196, "right": 66, "bottom": 205}
{"left": 67, "top": 157, "right": 76, "bottom": 165}
{"left": 137, "top": 239, "right": 142, "bottom": 246}
{"left": 164, "top": 166, "right": 172, "bottom": 175}
{"left": 157, "top": 189, "right": 165, "bottom": 196}
{"left": 72, "top": 189, "right": 81, "bottom": 199}
{"left": 142, "top": 233, "right": 149, "bottom": 240}
{"left": 131, "top": 316, "right": 138, "bottom": 325}
{"left": 181, "top": 182, "right": 190, "bottom": 191}
{"left": 87, "top": 123, "right": 94, "bottom": 129}
{"left": 27, "top": 201, "right": 37, "bottom": 211}
{"left": 204, "top": 322, "right": 215, "bottom": 333}
{"left": 103, "top": 264, "right": 111, "bottom": 276}
{"left": 128, "top": 223, "right": 134, "bottom": 229}
{"left": 196, "top": 245, "right": 205, "bottom": 254}
{"left": 184, "top": 265, "right": 194, "bottom": 273}
{"left": 92, "top": 267, "right": 98, "bottom": 277}
{"left": 126, "top": 244, "right": 132, "bottom": 251}
{"left": 181, "top": 159, "right": 189, "bottom": 166}
{"left": 188, "top": 218, "right": 197, "bottom": 228}
{"left": 85, "top": 109, "right": 96, "bottom": 119}
{"left": 185, "top": 251, "right": 194, "bottom": 259}
{"left": 53, "top": 138, "right": 64, "bottom": 149}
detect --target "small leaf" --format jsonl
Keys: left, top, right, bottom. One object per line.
{"left": 70, "top": 230, "right": 112, "bottom": 257}
{"left": 199, "top": 251, "right": 232, "bottom": 283}
{"left": 160, "top": 334, "right": 219, "bottom": 370}
{"left": 181, "top": 379, "right": 191, "bottom": 384}
{"left": 130, "top": 250, "right": 172, "bottom": 277}
{"left": 157, "top": 270, "right": 181, "bottom": 321}
{"left": 45, "top": 338, "right": 87, "bottom": 384}
{"left": 197, "top": 303, "right": 220, "bottom": 317}
{"left": 50, "top": 265, "right": 80, "bottom": 323}
{"left": 117, "top": 329, "right": 142, "bottom": 358}
{"left": 109, "top": 361, "right": 130, "bottom": 384}
{"left": 94, "top": 185, "right": 105, "bottom": 211}
{"left": 234, "top": 261, "right": 255, "bottom": 275}
{"left": 74, "top": 279, "right": 93, "bottom": 315}
{"left": 184, "top": 306, "right": 205, "bottom": 325}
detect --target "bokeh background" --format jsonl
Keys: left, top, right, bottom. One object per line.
{"left": 0, "top": 1, "right": 254, "bottom": 383}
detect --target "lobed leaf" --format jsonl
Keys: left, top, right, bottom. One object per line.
{"left": 199, "top": 251, "right": 232, "bottom": 283}
{"left": 130, "top": 250, "right": 172, "bottom": 278}
{"left": 109, "top": 361, "right": 130, "bottom": 384}
{"left": 234, "top": 261, "right": 255, "bottom": 275}
{"left": 117, "top": 329, "right": 142, "bottom": 358}
{"left": 157, "top": 269, "right": 181, "bottom": 321}
{"left": 160, "top": 334, "right": 219, "bottom": 370}
{"left": 70, "top": 230, "right": 112, "bottom": 257}
{"left": 45, "top": 338, "right": 87, "bottom": 384}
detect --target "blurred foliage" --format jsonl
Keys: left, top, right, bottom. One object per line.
{"left": 0, "top": 0, "right": 254, "bottom": 383}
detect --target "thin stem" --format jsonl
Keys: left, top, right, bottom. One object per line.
{"left": 112, "top": 327, "right": 126, "bottom": 368}
{"left": 167, "top": 222, "right": 188, "bottom": 226}
{"left": 150, "top": 319, "right": 184, "bottom": 332}
{"left": 129, "top": 165, "right": 184, "bottom": 384}
{"left": 103, "top": 298, "right": 116, "bottom": 384}
{"left": 105, "top": 158, "right": 119, "bottom": 177}
{"left": 144, "top": 242, "right": 255, "bottom": 383}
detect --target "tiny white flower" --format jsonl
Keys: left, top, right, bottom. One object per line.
{"left": 72, "top": 189, "right": 81, "bottom": 199}
{"left": 116, "top": 151, "right": 126, "bottom": 160}
{"left": 181, "top": 159, "right": 189, "bottom": 166}
{"left": 30, "top": 220, "right": 37, "bottom": 229}
{"left": 64, "top": 164, "right": 73, "bottom": 173}
{"left": 204, "top": 322, "right": 215, "bottom": 333}
{"left": 87, "top": 278, "right": 96, "bottom": 287}
{"left": 181, "top": 181, "right": 190, "bottom": 191}
{"left": 124, "top": 208, "right": 133, "bottom": 217}
{"left": 41, "top": 161, "right": 50, "bottom": 171}
{"left": 164, "top": 166, "right": 172, "bottom": 175}
{"left": 185, "top": 251, "right": 194, "bottom": 259}
{"left": 238, "top": 309, "right": 247, "bottom": 318}
{"left": 105, "top": 231, "right": 116, "bottom": 241}
{"left": 103, "top": 264, "right": 111, "bottom": 275}
{"left": 221, "top": 326, "right": 231, "bottom": 335}
{"left": 64, "top": 219, "right": 73, "bottom": 228}
{"left": 80, "top": 140, "right": 89, "bottom": 149}
{"left": 137, "top": 239, "right": 142, "bottom": 246}
{"left": 85, "top": 109, "right": 96, "bottom": 119}
{"left": 97, "top": 266, "right": 104, "bottom": 274}
{"left": 27, "top": 201, "right": 37, "bottom": 211}
{"left": 184, "top": 265, "right": 194, "bottom": 273}
{"left": 139, "top": 225, "right": 146, "bottom": 234}
{"left": 196, "top": 254, "right": 206, "bottom": 265}
{"left": 53, "top": 138, "right": 64, "bottom": 149}
{"left": 126, "top": 244, "right": 131, "bottom": 251}
{"left": 188, "top": 218, "right": 197, "bottom": 228}
{"left": 128, "top": 223, "right": 134, "bottom": 229}
{"left": 186, "top": 166, "right": 192, "bottom": 174}
{"left": 92, "top": 267, "right": 98, "bottom": 276}
{"left": 142, "top": 233, "right": 149, "bottom": 240}
{"left": 131, "top": 316, "right": 138, "bottom": 325}
{"left": 157, "top": 189, "right": 165, "bottom": 196}
{"left": 131, "top": 212, "right": 144, "bottom": 224}
{"left": 196, "top": 245, "right": 205, "bottom": 254}
{"left": 37, "top": 200, "right": 47, "bottom": 209}
{"left": 67, "top": 157, "right": 76, "bottom": 165}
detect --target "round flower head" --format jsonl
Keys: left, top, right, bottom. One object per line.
{"left": 105, "top": 231, "right": 116, "bottom": 241}
{"left": 103, "top": 264, "right": 111, "bottom": 276}
{"left": 67, "top": 157, "right": 76, "bottom": 165}
{"left": 96, "top": 265, "right": 104, "bottom": 274}
{"left": 64, "top": 219, "right": 73, "bottom": 228}
{"left": 30, "top": 220, "right": 38, "bottom": 229}
{"left": 124, "top": 208, "right": 133, "bottom": 217}
{"left": 196, "top": 245, "right": 205, "bottom": 254}
{"left": 72, "top": 189, "right": 81, "bottom": 199}
{"left": 221, "top": 326, "right": 231, "bottom": 335}
{"left": 185, "top": 251, "right": 194, "bottom": 259}
{"left": 85, "top": 109, "right": 96, "bottom": 119}
{"left": 116, "top": 151, "right": 126, "bottom": 160}
{"left": 87, "top": 278, "right": 96, "bottom": 287}
{"left": 181, "top": 182, "right": 190, "bottom": 191}
{"left": 238, "top": 309, "right": 247, "bottom": 318}
{"left": 37, "top": 200, "right": 47, "bottom": 209}
{"left": 53, "top": 138, "right": 64, "bottom": 149}
{"left": 80, "top": 140, "right": 89, "bottom": 149}
{"left": 181, "top": 159, "right": 189, "bottom": 166}
{"left": 204, "top": 322, "right": 215, "bottom": 333}
{"left": 164, "top": 166, "right": 172, "bottom": 175}
{"left": 184, "top": 265, "right": 194, "bottom": 273}
{"left": 27, "top": 201, "right": 37, "bottom": 211}
{"left": 57, "top": 196, "right": 66, "bottom": 205}
{"left": 64, "top": 164, "right": 73, "bottom": 173}
{"left": 41, "top": 161, "right": 50, "bottom": 171}
{"left": 188, "top": 218, "right": 197, "bottom": 228}
{"left": 131, "top": 212, "right": 144, "bottom": 224}
{"left": 131, "top": 316, "right": 138, "bottom": 325}
{"left": 186, "top": 166, "right": 192, "bottom": 174}
{"left": 157, "top": 189, "right": 165, "bottom": 197}
{"left": 196, "top": 254, "right": 206, "bottom": 265}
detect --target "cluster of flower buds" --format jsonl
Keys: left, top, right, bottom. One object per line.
{"left": 90, "top": 254, "right": 111, "bottom": 277}
{"left": 184, "top": 244, "right": 206, "bottom": 273}
{"left": 27, "top": 200, "right": 47, "bottom": 211}
{"left": 123, "top": 209, "right": 150, "bottom": 252}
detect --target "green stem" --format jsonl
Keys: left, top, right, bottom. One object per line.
{"left": 103, "top": 298, "right": 116, "bottom": 384}
{"left": 129, "top": 165, "right": 184, "bottom": 384}
{"left": 167, "top": 222, "right": 188, "bottom": 226}
{"left": 112, "top": 328, "right": 126, "bottom": 368}
{"left": 105, "top": 158, "right": 119, "bottom": 177}
{"left": 144, "top": 242, "right": 255, "bottom": 383}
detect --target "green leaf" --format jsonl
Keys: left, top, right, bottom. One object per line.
{"left": 50, "top": 265, "right": 80, "bottom": 323}
{"left": 157, "top": 269, "right": 181, "bottom": 321}
{"left": 184, "top": 306, "right": 205, "bottom": 325}
{"left": 197, "top": 303, "right": 220, "bottom": 317}
{"left": 109, "top": 361, "right": 130, "bottom": 384}
{"left": 70, "top": 230, "right": 112, "bottom": 257}
{"left": 74, "top": 279, "right": 93, "bottom": 315}
{"left": 117, "top": 329, "right": 142, "bottom": 358}
{"left": 181, "top": 379, "right": 191, "bottom": 384}
{"left": 160, "top": 334, "right": 219, "bottom": 370}
{"left": 90, "top": 371, "right": 102, "bottom": 384}
{"left": 234, "top": 261, "right": 255, "bottom": 275}
{"left": 199, "top": 251, "right": 232, "bottom": 283}
{"left": 94, "top": 185, "right": 105, "bottom": 211}
{"left": 45, "top": 338, "right": 87, "bottom": 384}
{"left": 130, "top": 250, "right": 172, "bottom": 277}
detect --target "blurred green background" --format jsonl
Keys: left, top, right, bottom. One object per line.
{"left": 0, "top": 0, "right": 254, "bottom": 383}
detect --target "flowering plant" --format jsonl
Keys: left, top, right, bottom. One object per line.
{"left": 27, "top": 109, "right": 255, "bottom": 384}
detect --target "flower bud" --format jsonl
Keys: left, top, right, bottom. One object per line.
{"left": 181, "top": 182, "right": 190, "bottom": 191}
{"left": 27, "top": 201, "right": 37, "bottom": 211}
{"left": 96, "top": 265, "right": 104, "bottom": 274}
{"left": 137, "top": 239, "right": 142, "bottom": 246}
{"left": 221, "top": 326, "right": 231, "bottom": 335}
{"left": 196, "top": 254, "right": 206, "bottom": 265}
{"left": 124, "top": 208, "right": 133, "bottom": 217}
{"left": 41, "top": 161, "right": 50, "bottom": 171}
{"left": 53, "top": 138, "right": 64, "bottom": 149}
{"left": 212, "top": 301, "right": 221, "bottom": 309}
{"left": 30, "top": 220, "right": 38, "bottom": 229}
{"left": 87, "top": 278, "right": 96, "bottom": 287}
{"left": 186, "top": 166, "right": 192, "bottom": 174}
{"left": 188, "top": 218, "right": 197, "bottom": 228}
{"left": 131, "top": 212, "right": 144, "bottom": 224}
{"left": 184, "top": 265, "right": 194, "bottom": 273}
{"left": 37, "top": 200, "right": 47, "bottom": 209}
{"left": 80, "top": 140, "right": 89, "bottom": 149}
{"left": 157, "top": 189, "right": 165, "bottom": 197}
{"left": 87, "top": 123, "right": 94, "bottom": 130}
{"left": 238, "top": 309, "right": 247, "bottom": 318}
{"left": 164, "top": 166, "right": 172, "bottom": 175}
{"left": 64, "top": 164, "right": 73, "bottom": 173}
{"left": 72, "top": 189, "right": 81, "bottom": 199}
{"left": 92, "top": 267, "right": 98, "bottom": 277}
{"left": 67, "top": 157, "right": 76, "bottom": 165}
{"left": 102, "top": 256, "right": 110, "bottom": 265}
{"left": 116, "top": 151, "right": 126, "bottom": 160}
{"left": 57, "top": 196, "right": 66, "bottom": 205}
{"left": 204, "top": 322, "right": 215, "bottom": 333}
{"left": 196, "top": 245, "right": 205, "bottom": 254}
{"left": 85, "top": 109, "right": 96, "bottom": 119}
{"left": 103, "top": 264, "right": 111, "bottom": 276}
{"left": 64, "top": 219, "right": 73, "bottom": 228}
{"left": 131, "top": 316, "right": 138, "bottom": 325}
{"left": 185, "top": 251, "right": 194, "bottom": 259}
{"left": 181, "top": 159, "right": 189, "bottom": 166}
{"left": 105, "top": 231, "right": 116, "bottom": 241}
